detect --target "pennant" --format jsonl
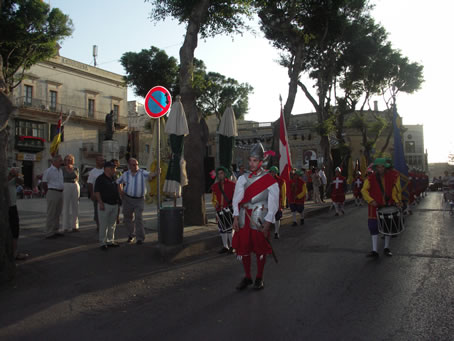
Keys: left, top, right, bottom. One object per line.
{"left": 50, "top": 113, "right": 62, "bottom": 157}
{"left": 279, "top": 108, "right": 292, "bottom": 186}
{"left": 392, "top": 105, "right": 410, "bottom": 202}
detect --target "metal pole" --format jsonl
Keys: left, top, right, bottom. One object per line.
{"left": 157, "top": 118, "right": 161, "bottom": 236}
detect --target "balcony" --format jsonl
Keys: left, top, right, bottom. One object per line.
{"left": 15, "top": 96, "right": 127, "bottom": 126}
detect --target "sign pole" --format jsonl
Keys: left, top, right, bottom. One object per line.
{"left": 157, "top": 117, "right": 161, "bottom": 233}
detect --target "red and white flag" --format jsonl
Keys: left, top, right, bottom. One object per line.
{"left": 279, "top": 108, "right": 292, "bottom": 185}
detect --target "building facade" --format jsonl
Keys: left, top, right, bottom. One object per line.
{"left": 8, "top": 55, "right": 131, "bottom": 189}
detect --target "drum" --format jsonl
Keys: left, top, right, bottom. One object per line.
{"left": 377, "top": 206, "right": 404, "bottom": 236}
{"left": 216, "top": 207, "right": 233, "bottom": 233}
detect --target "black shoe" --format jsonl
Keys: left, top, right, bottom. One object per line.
{"left": 366, "top": 251, "right": 379, "bottom": 258}
{"left": 335, "top": 213, "right": 339, "bottom": 216}
{"left": 300, "top": 219, "right": 304, "bottom": 225}
{"left": 274, "top": 233, "right": 279, "bottom": 239}
{"left": 136, "top": 240, "right": 143, "bottom": 245}
{"left": 228, "top": 247, "right": 234, "bottom": 254}
{"left": 45, "top": 233, "right": 59, "bottom": 239}
{"left": 108, "top": 242, "right": 120, "bottom": 248}
{"left": 253, "top": 278, "right": 264, "bottom": 290}
{"left": 100, "top": 245, "right": 108, "bottom": 251}
{"left": 291, "top": 222, "right": 297, "bottom": 227}
{"left": 56, "top": 232, "right": 64, "bottom": 237}
{"left": 384, "top": 248, "right": 393, "bottom": 257}
{"left": 236, "top": 277, "right": 253, "bottom": 291}
{"left": 218, "top": 247, "right": 229, "bottom": 254}
{"left": 127, "top": 237, "right": 136, "bottom": 244}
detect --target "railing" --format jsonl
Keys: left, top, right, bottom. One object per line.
{"left": 15, "top": 96, "right": 127, "bottom": 125}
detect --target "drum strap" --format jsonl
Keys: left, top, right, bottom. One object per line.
{"left": 376, "top": 174, "right": 390, "bottom": 205}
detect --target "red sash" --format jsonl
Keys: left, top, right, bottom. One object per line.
{"left": 238, "top": 173, "right": 276, "bottom": 209}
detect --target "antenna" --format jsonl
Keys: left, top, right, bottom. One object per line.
{"left": 93, "top": 45, "right": 98, "bottom": 67}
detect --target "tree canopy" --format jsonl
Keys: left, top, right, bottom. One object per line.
{"left": 0, "top": 0, "right": 73, "bottom": 93}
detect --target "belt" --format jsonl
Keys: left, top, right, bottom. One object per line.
{"left": 125, "top": 194, "right": 144, "bottom": 199}
{"left": 48, "top": 188, "right": 63, "bottom": 192}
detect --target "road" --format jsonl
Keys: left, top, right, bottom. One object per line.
{"left": 1, "top": 192, "right": 453, "bottom": 340}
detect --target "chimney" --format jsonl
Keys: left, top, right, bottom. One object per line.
{"left": 374, "top": 101, "right": 378, "bottom": 112}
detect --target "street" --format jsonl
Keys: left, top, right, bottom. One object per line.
{"left": 1, "top": 192, "right": 453, "bottom": 340}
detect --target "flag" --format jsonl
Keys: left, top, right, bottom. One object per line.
{"left": 392, "top": 105, "right": 409, "bottom": 202}
{"left": 50, "top": 113, "right": 62, "bottom": 156}
{"left": 279, "top": 108, "right": 292, "bottom": 186}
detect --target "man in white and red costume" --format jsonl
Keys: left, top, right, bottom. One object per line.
{"left": 353, "top": 171, "right": 364, "bottom": 206}
{"left": 232, "top": 143, "right": 279, "bottom": 291}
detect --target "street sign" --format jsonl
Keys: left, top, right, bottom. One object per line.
{"left": 144, "top": 86, "right": 172, "bottom": 119}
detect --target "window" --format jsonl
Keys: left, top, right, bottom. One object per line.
{"left": 15, "top": 119, "right": 45, "bottom": 138}
{"left": 50, "top": 91, "right": 57, "bottom": 111}
{"left": 113, "top": 104, "right": 119, "bottom": 122}
{"left": 405, "top": 141, "right": 415, "bottom": 153}
{"left": 24, "top": 85, "right": 33, "bottom": 105}
{"left": 88, "top": 99, "right": 95, "bottom": 118}
{"left": 145, "top": 144, "right": 150, "bottom": 153}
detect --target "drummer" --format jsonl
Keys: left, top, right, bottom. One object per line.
{"left": 361, "top": 158, "right": 402, "bottom": 258}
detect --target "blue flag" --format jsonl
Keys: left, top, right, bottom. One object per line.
{"left": 392, "top": 105, "right": 409, "bottom": 202}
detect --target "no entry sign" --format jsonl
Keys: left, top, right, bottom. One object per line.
{"left": 144, "top": 86, "right": 172, "bottom": 118}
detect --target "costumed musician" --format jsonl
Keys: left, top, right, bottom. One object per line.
{"left": 288, "top": 169, "right": 307, "bottom": 226}
{"left": 331, "top": 167, "right": 346, "bottom": 216}
{"left": 353, "top": 171, "right": 364, "bottom": 206}
{"left": 361, "top": 158, "right": 402, "bottom": 258}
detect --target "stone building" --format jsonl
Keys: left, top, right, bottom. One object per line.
{"left": 7, "top": 55, "right": 143, "bottom": 190}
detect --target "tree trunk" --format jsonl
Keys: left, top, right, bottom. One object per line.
{"left": 0, "top": 92, "right": 15, "bottom": 283}
{"left": 180, "top": 0, "right": 210, "bottom": 226}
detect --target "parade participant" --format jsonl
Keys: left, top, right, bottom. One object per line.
{"left": 353, "top": 171, "right": 364, "bottom": 206}
{"left": 331, "top": 167, "right": 346, "bottom": 216}
{"left": 211, "top": 167, "right": 236, "bottom": 253}
{"left": 232, "top": 143, "right": 279, "bottom": 291}
{"left": 361, "top": 158, "right": 402, "bottom": 258}
{"left": 269, "top": 166, "right": 286, "bottom": 239}
{"left": 42, "top": 155, "right": 65, "bottom": 238}
{"left": 288, "top": 170, "right": 307, "bottom": 226}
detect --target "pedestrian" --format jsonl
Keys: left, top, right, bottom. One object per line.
{"left": 232, "top": 143, "right": 279, "bottom": 291}
{"left": 211, "top": 166, "right": 235, "bottom": 253}
{"left": 311, "top": 167, "right": 322, "bottom": 204}
{"left": 269, "top": 166, "right": 286, "bottom": 239}
{"left": 353, "top": 171, "right": 364, "bottom": 206}
{"left": 361, "top": 158, "right": 402, "bottom": 258}
{"left": 8, "top": 168, "right": 29, "bottom": 260}
{"left": 318, "top": 166, "right": 327, "bottom": 202}
{"left": 288, "top": 170, "right": 307, "bottom": 226}
{"left": 305, "top": 168, "right": 313, "bottom": 201}
{"left": 117, "top": 158, "right": 157, "bottom": 245}
{"left": 42, "top": 155, "right": 64, "bottom": 238}
{"left": 87, "top": 155, "right": 105, "bottom": 232}
{"left": 95, "top": 161, "right": 121, "bottom": 250}
{"left": 111, "top": 158, "right": 122, "bottom": 225}
{"left": 331, "top": 167, "right": 346, "bottom": 216}
{"left": 62, "top": 154, "right": 80, "bottom": 232}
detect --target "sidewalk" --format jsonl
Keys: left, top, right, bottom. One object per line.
{"left": 14, "top": 193, "right": 356, "bottom": 264}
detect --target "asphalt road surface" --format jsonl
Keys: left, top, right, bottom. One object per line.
{"left": 1, "top": 192, "right": 453, "bottom": 340}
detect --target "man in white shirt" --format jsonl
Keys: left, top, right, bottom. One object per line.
{"left": 87, "top": 155, "right": 105, "bottom": 232}
{"left": 42, "top": 155, "right": 64, "bottom": 238}
{"left": 318, "top": 166, "right": 327, "bottom": 202}
{"left": 117, "top": 158, "right": 156, "bottom": 244}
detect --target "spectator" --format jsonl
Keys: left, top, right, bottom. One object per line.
{"left": 87, "top": 155, "right": 105, "bottom": 232}
{"left": 8, "top": 168, "right": 29, "bottom": 260}
{"left": 62, "top": 154, "right": 80, "bottom": 232}
{"left": 117, "top": 158, "right": 157, "bottom": 244}
{"left": 318, "top": 166, "right": 327, "bottom": 202}
{"left": 95, "top": 161, "right": 121, "bottom": 250}
{"left": 42, "top": 155, "right": 64, "bottom": 238}
{"left": 311, "top": 167, "right": 322, "bottom": 203}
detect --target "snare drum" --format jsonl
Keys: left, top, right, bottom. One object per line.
{"left": 216, "top": 207, "right": 234, "bottom": 233}
{"left": 376, "top": 206, "right": 404, "bottom": 236}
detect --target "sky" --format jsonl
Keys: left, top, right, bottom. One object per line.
{"left": 49, "top": 0, "right": 454, "bottom": 163}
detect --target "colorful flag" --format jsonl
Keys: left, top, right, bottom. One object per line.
{"left": 50, "top": 113, "right": 62, "bottom": 156}
{"left": 392, "top": 105, "right": 409, "bottom": 202}
{"left": 279, "top": 108, "right": 292, "bottom": 186}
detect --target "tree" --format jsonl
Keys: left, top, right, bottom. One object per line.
{"left": 0, "top": 0, "right": 72, "bottom": 282}
{"left": 147, "top": 0, "right": 254, "bottom": 225}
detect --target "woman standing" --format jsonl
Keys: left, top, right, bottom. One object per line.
{"left": 62, "top": 154, "right": 80, "bottom": 232}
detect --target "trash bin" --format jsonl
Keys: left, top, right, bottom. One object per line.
{"left": 159, "top": 207, "right": 184, "bottom": 245}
